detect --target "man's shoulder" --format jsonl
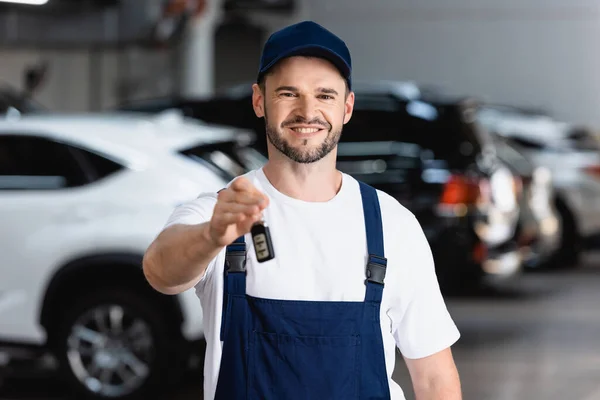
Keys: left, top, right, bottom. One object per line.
{"left": 352, "top": 179, "right": 416, "bottom": 223}
{"left": 341, "top": 175, "right": 416, "bottom": 222}
{"left": 376, "top": 189, "right": 414, "bottom": 219}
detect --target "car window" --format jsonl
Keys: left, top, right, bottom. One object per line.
{"left": 337, "top": 141, "right": 422, "bottom": 183}
{"left": 341, "top": 96, "right": 403, "bottom": 143}
{"left": 179, "top": 140, "right": 257, "bottom": 181}
{"left": 491, "top": 136, "right": 533, "bottom": 176}
{"left": 0, "top": 134, "right": 120, "bottom": 190}
{"left": 341, "top": 96, "right": 481, "bottom": 169}
{"left": 354, "top": 94, "right": 402, "bottom": 112}
{"left": 567, "top": 128, "right": 600, "bottom": 152}
{"left": 505, "top": 136, "right": 546, "bottom": 150}
{"left": 74, "top": 146, "right": 125, "bottom": 182}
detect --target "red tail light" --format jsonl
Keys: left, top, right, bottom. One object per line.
{"left": 583, "top": 165, "right": 600, "bottom": 179}
{"left": 440, "top": 175, "right": 482, "bottom": 205}
{"left": 472, "top": 241, "right": 487, "bottom": 264}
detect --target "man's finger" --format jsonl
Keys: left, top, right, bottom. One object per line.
{"left": 222, "top": 179, "right": 269, "bottom": 209}
{"left": 212, "top": 212, "right": 245, "bottom": 229}
{"left": 218, "top": 202, "right": 260, "bottom": 216}
{"left": 230, "top": 177, "right": 254, "bottom": 193}
{"left": 239, "top": 212, "right": 262, "bottom": 233}
{"left": 217, "top": 188, "right": 234, "bottom": 203}
{"left": 232, "top": 191, "right": 268, "bottom": 206}
{"left": 231, "top": 178, "right": 269, "bottom": 202}
{"left": 218, "top": 189, "right": 269, "bottom": 211}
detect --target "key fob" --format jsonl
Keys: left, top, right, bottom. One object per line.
{"left": 251, "top": 222, "right": 275, "bottom": 262}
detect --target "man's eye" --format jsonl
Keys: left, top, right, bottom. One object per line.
{"left": 319, "top": 95, "right": 334, "bottom": 100}
{"left": 281, "top": 92, "right": 295, "bottom": 97}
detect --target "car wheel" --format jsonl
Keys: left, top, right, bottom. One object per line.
{"left": 554, "top": 198, "right": 582, "bottom": 268}
{"left": 51, "top": 287, "right": 172, "bottom": 399}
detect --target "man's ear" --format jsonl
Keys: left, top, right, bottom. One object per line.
{"left": 343, "top": 91, "right": 355, "bottom": 124}
{"left": 252, "top": 83, "right": 265, "bottom": 118}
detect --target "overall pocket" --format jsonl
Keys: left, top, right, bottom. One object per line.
{"left": 248, "top": 331, "right": 361, "bottom": 400}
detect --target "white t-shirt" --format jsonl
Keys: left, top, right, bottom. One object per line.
{"left": 164, "top": 168, "right": 460, "bottom": 400}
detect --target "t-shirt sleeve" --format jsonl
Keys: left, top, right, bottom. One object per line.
{"left": 388, "top": 212, "right": 460, "bottom": 360}
{"left": 162, "top": 192, "right": 221, "bottom": 287}
{"left": 164, "top": 192, "right": 218, "bottom": 229}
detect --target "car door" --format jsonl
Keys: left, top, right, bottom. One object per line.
{"left": 0, "top": 133, "right": 93, "bottom": 343}
{"left": 564, "top": 137, "right": 600, "bottom": 239}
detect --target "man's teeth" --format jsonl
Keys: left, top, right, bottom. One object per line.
{"left": 292, "top": 128, "right": 320, "bottom": 133}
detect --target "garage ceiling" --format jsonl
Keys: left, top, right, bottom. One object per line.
{"left": 0, "top": 0, "right": 297, "bottom": 48}
{"left": 0, "top": 0, "right": 163, "bottom": 48}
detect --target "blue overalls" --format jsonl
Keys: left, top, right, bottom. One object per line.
{"left": 214, "top": 181, "right": 391, "bottom": 399}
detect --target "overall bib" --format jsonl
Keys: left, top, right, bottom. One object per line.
{"left": 214, "top": 181, "right": 391, "bottom": 399}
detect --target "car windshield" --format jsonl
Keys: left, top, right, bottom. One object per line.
{"left": 340, "top": 93, "right": 485, "bottom": 170}
{"left": 566, "top": 127, "right": 600, "bottom": 152}
{"left": 117, "top": 97, "right": 181, "bottom": 113}
{"left": 179, "top": 140, "right": 267, "bottom": 181}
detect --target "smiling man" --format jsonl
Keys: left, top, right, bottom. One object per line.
{"left": 143, "top": 20, "right": 462, "bottom": 400}
{"left": 260, "top": 58, "right": 348, "bottom": 165}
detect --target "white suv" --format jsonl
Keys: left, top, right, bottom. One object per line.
{"left": 477, "top": 105, "right": 600, "bottom": 265}
{"left": 0, "top": 111, "right": 265, "bottom": 399}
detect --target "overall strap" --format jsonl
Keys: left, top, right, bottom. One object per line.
{"left": 219, "top": 235, "right": 247, "bottom": 341}
{"left": 358, "top": 181, "right": 387, "bottom": 304}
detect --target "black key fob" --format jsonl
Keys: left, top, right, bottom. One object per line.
{"left": 251, "top": 221, "right": 275, "bottom": 262}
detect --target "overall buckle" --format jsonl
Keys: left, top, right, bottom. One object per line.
{"left": 366, "top": 254, "right": 387, "bottom": 285}
{"left": 225, "top": 250, "right": 246, "bottom": 273}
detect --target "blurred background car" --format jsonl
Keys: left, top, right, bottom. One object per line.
{"left": 485, "top": 132, "right": 562, "bottom": 269}
{"left": 477, "top": 105, "right": 600, "bottom": 267}
{"left": 0, "top": 111, "right": 261, "bottom": 399}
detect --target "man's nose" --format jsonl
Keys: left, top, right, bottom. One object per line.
{"left": 295, "top": 96, "right": 320, "bottom": 122}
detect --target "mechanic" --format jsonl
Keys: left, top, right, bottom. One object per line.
{"left": 143, "top": 20, "right": 462, "bottom": 400}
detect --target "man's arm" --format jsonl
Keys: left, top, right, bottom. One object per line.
{"left": 404, "top": 347, "right": 462, "bottom": 400}
{"left": 143, "top": 222, "right": 223, "bottom": 295}
{"left": 143, "top": 177, "right": 269, "bottom": 296}
{"left": 379, "top": 200, "right": 462, "bottom": 399}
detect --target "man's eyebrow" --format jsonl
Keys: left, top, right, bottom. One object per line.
{"left": 317, "top": 87, "right": 339, "bottom": 96}
{"left": 275, "top": 86, "right": 298, "bottom": 92}
{"left": 274, "top": 86, "right": 339, "bottom": 96}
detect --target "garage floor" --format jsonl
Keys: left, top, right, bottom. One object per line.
{"left": 1, "top": 256, "right": 599, "bottom": 400}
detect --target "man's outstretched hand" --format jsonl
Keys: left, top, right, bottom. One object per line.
{"left": 206, "top": 177, "right": 270, "bottom": 247}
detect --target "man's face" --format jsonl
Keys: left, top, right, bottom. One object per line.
{"left": 251, "top": 56, "right": 355, "bottom": 164}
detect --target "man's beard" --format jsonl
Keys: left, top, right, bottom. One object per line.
{"left": 264, "top": 110, "right": 342, "bottom": 164}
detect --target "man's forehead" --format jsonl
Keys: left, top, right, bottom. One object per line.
{"left": 276, "top": 55, "right": 340, "bottom": 73}
{"left": 265, "top": 58, "right": 346, "bottom": 88}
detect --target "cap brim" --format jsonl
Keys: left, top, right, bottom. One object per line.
{"left": 258, "top": 44, "right": 351, "bottom": 82}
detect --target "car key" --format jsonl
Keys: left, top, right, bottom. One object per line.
{"left": 251, "top": 219, "right": 275, "bottom": 262}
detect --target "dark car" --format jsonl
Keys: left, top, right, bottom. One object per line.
{"left": 119, "top": 81, "right": 524, "bottom": 291}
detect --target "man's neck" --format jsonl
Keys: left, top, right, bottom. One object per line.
{"left": 262, "top": 154, "right": 342, "bottom": 202}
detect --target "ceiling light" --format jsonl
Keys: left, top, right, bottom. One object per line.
{"left": 0, "top": 0, "right": 49, "bottom": 5}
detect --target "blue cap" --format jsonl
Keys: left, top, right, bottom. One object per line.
{"left": 257, "top": 21, "right": 352, "bottom": 90}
